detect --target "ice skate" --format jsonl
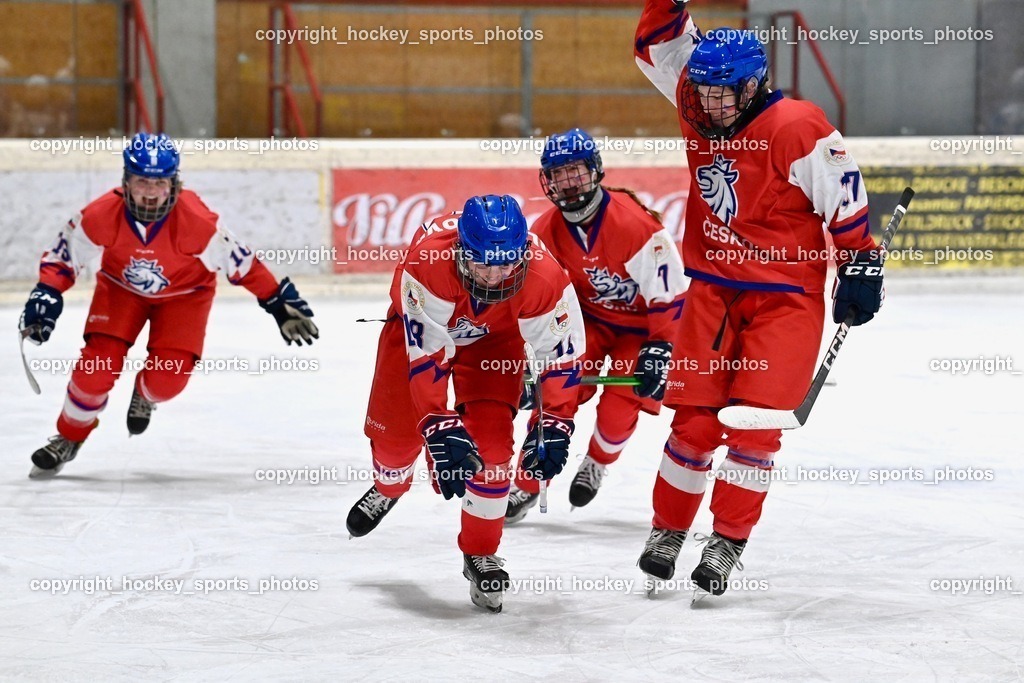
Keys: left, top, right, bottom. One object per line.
{"left": 126, "top": 385, "right": 155, "bottom": 436}
{"left": 30, "top": 435, "right": 83, "bottom": 478}
{"left": 504, "top": 486, "right": 538, "bottom": 524}
{"left": 346, "top": 486, "right": 399, "bottom": 538}
{"left": 568, "top": 455, "right": 606, "bottom": 508}
{"left": 463, "top": 554, "right": 509, "bottom": 613}
{"left": 638, "top": 527, "right": 686, "bottom": 596}
{"left": 690, "top": 532, "right": 746, "bottom": 599}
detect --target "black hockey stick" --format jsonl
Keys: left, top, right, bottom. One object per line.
{"left": 523, "top": 343, "right": 548, "bottom": 513}
{"left": 718, "top": 187, "right": 914, "bottom": 430}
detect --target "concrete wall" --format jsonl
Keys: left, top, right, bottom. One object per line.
{"left": 141, "top": 0, "right": 217, "bottom": 137}
{"left": 748, "top": 0, "right": 981, "bottom": 135}
{"left": 1, "top": 136, "right": 1020, "bottom": 284}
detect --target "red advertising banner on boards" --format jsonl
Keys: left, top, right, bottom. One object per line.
{"left": 331, "top": 167, "right": 689, "bottom": 273}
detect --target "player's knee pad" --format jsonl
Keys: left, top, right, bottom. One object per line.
{"left": 669, "top": 405, "right": 727, "bottom": 455}
{"left": 137, "top": 348, "right": 196, "bottom": 402}
{"left": 72, "top": 334, "right": 129, "bottom": 396}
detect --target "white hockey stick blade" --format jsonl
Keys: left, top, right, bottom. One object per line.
{"left": 717, "top": 406, "right": 803, "bottom": 430}
{"left": 19, "top": 329, "right": 42, "bottom": 395}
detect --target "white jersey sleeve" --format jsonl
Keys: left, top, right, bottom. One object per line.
{"left": 40, "top": 213, "right": 103, "bottom": 281}
{"left": 623, "top": 228, "right": 689, "bottom": 305}
{"left": 634, "top": 2, "right": 701, "bottom": 106}
{"left": 787, "top": 132, "right": 871, "bottom": 231}
{"left": 517, "top": 282, "right": 587, "bottom": 371}
{"left": 399, "top": 271, "right": 457, "bottom": 365}
{"left": 196, "top": 223, "right": 261, "bottom": 282}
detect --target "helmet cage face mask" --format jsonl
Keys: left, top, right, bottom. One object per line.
{"left": 680, "top": 75, "right": 767, "bottom": 140}
{"left": 540, "top": 158, "right": 603, "bottom": 212}
{"left": 455, "top": 242, "right": 529, "bottom": 303}
{"left": 122, "top": 173, "right": 181, "bottom": 223}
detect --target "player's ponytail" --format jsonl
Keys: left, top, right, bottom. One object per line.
{"left": 604, "top": 187, "right": 663, "bottom": 224}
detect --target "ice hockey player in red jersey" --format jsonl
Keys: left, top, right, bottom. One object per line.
{"left": 505, "top": 128, "right": 688, "bottom": 523}
{"left": 20, "top": 132, "right": 318, "bottom": 478}
{"left": 345, "top": 194, "right": 585, "bottom": 612}
{"left": 633, "top": 1, "right": 885, "bottom": 596}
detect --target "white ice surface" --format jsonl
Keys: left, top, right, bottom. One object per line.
{"left": 1, "top": 286, "right": 1023, "bottom": 681}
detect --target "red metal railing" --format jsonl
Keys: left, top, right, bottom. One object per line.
{"left": 268, "top": 2, "right": 323, "bottom": 137}
{"left": 122, "top": 0, "right": 165, "bottom": 133}
{"left": 768, "top": 10, "right": 846, "bottom": 132}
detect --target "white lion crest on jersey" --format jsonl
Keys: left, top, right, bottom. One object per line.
{"left": 123, "top": 257, "right": 170, "bottom": 295}
{"left": 696, "top": 153, "right": 740, "bottom": 226}
{"left": 585, "top": 267, "right": 639, "bottom": 305}
{"left": 447, "top": 316, "right": 489, "bottom": 342}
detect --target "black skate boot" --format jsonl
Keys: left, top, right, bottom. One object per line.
{"left": 504, "top": 486, "right": 539, "bottom": 524}
{"left": 691, "top": 532, "right": 746, "bottom": 596}
{"left": 30, "top": 435, "right": 84, "bottom": 478}
{"left": 346, "top": 486, "right": 399, "bottom": 538}
{"left": 568, "top": 455, "right": 607, "bottom": 508}
{"left": 463, "top": 554, "right": 509, "bottom": 613}
{"left": 638, "top": 527, "right": 687, "bottom": 580}
{"left": 127, "top": 386, "right": 155, "bottom": 436}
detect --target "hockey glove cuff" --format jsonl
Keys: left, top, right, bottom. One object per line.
{"left": 633, "top": 340, "right": 673, "bottom": 400}
{"left": 259, "top": 277, "right": 319, "bottom": 345}
{"left": 833, "top": 252, "right": 884, "bottom": 326}
{"left": 420, "top": 413, "right": 483, "bottom": 500}
{"left": 521, "top": 416, "right": 574, "bottom": 481}
{"left": 20, "top": 283, "right": 64, "bottom": 345}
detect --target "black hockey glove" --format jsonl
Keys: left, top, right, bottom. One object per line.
{"left": 519, "top": 377, "right": 536, "bottom": 411}
{"left": 521, "top": 416, "right": 574, "bottom": 481}
{"left": 20, "top": 283, "right": 64, "bottom": 345}
{"left": 420, "top": 413, "right": 483, "bottom": 500}
{"left": 833, "top": 252, "right": 884, "bottom": 326}
{"left": 670, "top": 0, "right": 688, "bottom": 13}
{"left": 633, "top": 340, "right": 673, "bottom": 400}
{"left": 258, "top": 277, "right": 319, "bottom": 345}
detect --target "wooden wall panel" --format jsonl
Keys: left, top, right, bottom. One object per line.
{"left": 0, "top": 2, "right": 118, "bottom": 136}
{"left": 216, "top": 1, "right": 750, "bottom": 137}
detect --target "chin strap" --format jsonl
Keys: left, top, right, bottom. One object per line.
{"left": 561, "top": 186, "right": 604, "bottom": 225}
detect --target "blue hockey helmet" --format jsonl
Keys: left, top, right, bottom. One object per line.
{"left": 681, "top": 28, "right": 770, "bottom": 139}
{"left": 539, "top": 128, "right": 605, "bottom": 215}
{"left": 122, "top": 132, "right": 181, "bottom": 222}
{"left": 455, "top": 195, "right": 530, "bottom": 303}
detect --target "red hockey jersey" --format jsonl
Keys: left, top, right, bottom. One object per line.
{"left": 530, "top": 189, "right": 688, "bottom": 342}
{"left": 387, "top": 212, "right": 586, "bottom": 420}
{"left": 635, "top": 1, "right": 877, "bottom": 294}
{"left": 38, "top": 189, "right": 279, "bottom": 299}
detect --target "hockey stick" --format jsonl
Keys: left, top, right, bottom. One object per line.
{"left": 523, "top": 343, "right": 548, "bottom": 513}
{"left": 579, "top": 376, "right": 835, "bottom": 388}
{"left": 718, "top": 187, "right": 914, "bottom": 431}
{"left": 19, "top": 328, "right": 42, "bottom": 395}
{"left": 580, "top": 375, "right": 639, "bottom": 386}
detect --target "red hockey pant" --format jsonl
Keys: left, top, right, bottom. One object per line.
{"left": 56, "top": 280, "right": 213, "bottom": 442}
{"left": 654, "top": 280, "right": 823, "bottom": 541}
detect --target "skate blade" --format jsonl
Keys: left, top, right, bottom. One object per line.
{"left": 691, "top": 588, "right": 712, "bottom": 607}
{"left": 644, "top": 575, "right": 671, "bottom": 599}
{"left": 468, "top": 583, "right": 503, "bottom": 613}
{"left": 29, "top": 463, "right": 64, "bottom": 479}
